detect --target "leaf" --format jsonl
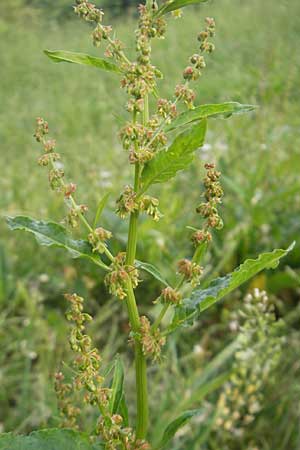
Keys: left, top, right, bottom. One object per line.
{"left": 157, "top": 409, "right": 203, "bottom": 449}
{"left": 0, "top": 429, "right": 104, "bottom": 450}
{"left": 155, "top": 0, "right": 208, "bottom": 17}
{"left": 109, "top": 355, "right": 125, "bottom": 415}
{"left": 166, "top": 102, "right": 258, "bottom": 132}
{"left": 171, "top": 243, "right": 295, "bottom": 330}
{"left": 6, "top": 216, "right": 108, "bottom": 270}
{"left": 135, "top": 260, "right": 169, "bottom": 286}
{"left": 44, "top": 50, "right": 122, "bottom": 74}
{"left": 118, "top": 394, "right": 129, "bottom": 427}
{"left": 141, "top": 120, "right": 207, "bottom": 191}
{"left": 93, "top": 192, "right": 111, "bottom": 228}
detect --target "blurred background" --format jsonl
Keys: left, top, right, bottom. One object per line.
{"left": 1, "top": 0, "right": 300, "bottom": 449}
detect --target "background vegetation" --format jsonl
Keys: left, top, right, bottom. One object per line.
{"left": 1, "top": 0, "right": 300, "bottom": 448}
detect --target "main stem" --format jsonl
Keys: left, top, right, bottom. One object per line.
{"left": 125, "top": 96, "right": 149, "bottom": 440}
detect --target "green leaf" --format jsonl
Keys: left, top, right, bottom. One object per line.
{"left": 141, "top": 120, "right": 207, "bottom": 191}
{"left": 135, "top": 260, "right": 169, "bottom": 286}
{"left": 93, "top": 192, "right": 111, "bottom": 229}
{"left": 109, "top": 355, "right": 125, "bottom": 415}
{"left": 44, "top": 50, "right": 122, "bottom": 74}
{"left": 0, "top": 429, "right": 104, "bottom": 450}
{"left": 6, "top": 216, "right": 108, "bottom": 270}
{"left": 156, "top": 0, "right": 208, "bottom": 17}
{"left": 118, "top": 394, "right": 129, "bottom": 427}
{"left": 166, "top": 102, "right": 257, "bottom": 132}
{"left": 157, "top": 409, "right": 203, "bottom": 449}
{"left": 171, "top": 243, "right": 295, "bottom": 329}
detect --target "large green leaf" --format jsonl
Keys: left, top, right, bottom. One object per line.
{"left": 135, "top": 260, "right": 169, "bottom": 286}
{"left": 44, "top": 50, "right": 122, "bottom": 74}
{"left": 141, "top": 120, "right": 207, "bottom": 191}
{"left": 171, "top": 243, "right": 295, "bottom": 330}
{"left": 166, "top": 102, "right": 257, "bottom": 132}
{"left": 6, "top": 216, "right": 108, "bottom": 270}
{"left": 109, "top": 355, "right": 125, "bottom": 415}
{"left": 155, "top": 0, "right": 208, "bottom": 17}
{"left": 0, "top": 429, "right": 104, "bottom": 450}
{"left": 157, "top": 409, "right": 203, "bottom": 449}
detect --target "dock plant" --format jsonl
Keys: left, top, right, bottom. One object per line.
{"left": 3, "top": 0, "right": 294, "bottom": 449}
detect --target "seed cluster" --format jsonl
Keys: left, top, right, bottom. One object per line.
{"left": 104, "top": 252, "right": 140, "bottom": 300}
{"left": 193, "top": 163, "right": 224, "bottom": 246}
{"left": 139, "top": 316, "right": 166, "bottom": 362}
{"left": 88, "top": 227, "right": 112, "bottom": 254}
{"left": 177, "top": 258, "right": 203, "bottom": 287}
{"left": 55, "top": 293, "right": 151, "bottom": 449}
{"left": 34, "top": 118, "right": 89, "bottom": 228}
{"left": 161, "top": 286, "right": 182, "bottom": 305}
{"left": 116, "top": 186, "right": 161, "bottom": 222}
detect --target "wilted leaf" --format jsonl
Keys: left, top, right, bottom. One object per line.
{"left": 0, "top": 429, "right": 104, "bottom": 450}
{"left": 141, "top": 120, "right": 207, "bottom": 191}
{"left": 156, "top": 0, "right": 208, "bottom": 17}
{"left": 44, "top": 50, "right": 121, "bottom": 74}
{"left": 135, "top": 260, "right": 169, "bottom": 286}
{"left": 166, "top": 102, "right": 257, "bottom": 132}
{"left": 6, "top": 216, "right": 108, "bottom": 270}
{"left": 171, "top": 243, "right": 295, "bottom": 330}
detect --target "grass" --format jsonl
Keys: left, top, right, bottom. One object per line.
{"left": 0, "top": 0, "right": 300, "bottom": 448}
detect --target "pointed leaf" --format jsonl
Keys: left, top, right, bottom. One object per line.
{"left": 93, "top": 192, "right": 111, "bottom": 228}
{"left": 109, "top": 355, "right": 125, "bottom": 415}
{"left": 141, "top": 120, "right": 207, "bottom": 191}
{"left": 171, "top": 243, "right": 295, "bottom": 330}
{"left": 156, "top": 0, "right": 208, "bottom": 17}
{"left": 166, "top": 102, "right": 257, "bottom": 132}
{"left": 135, "top": 260, "right": 169, "bottom": 286}
{"left": 44, "top": 50, "right": 122, "bottom": 74}
{"left": 0, "top": 429, "right": 104, "bottom": 450}
{"left": 157, "top": 409, "right": 203, "bottom": 449}
{"left": 6, "top": 216, "right": 108, "bottom": 270}
{"left": 118, "top": 394, "right": 129, "bottom": 427}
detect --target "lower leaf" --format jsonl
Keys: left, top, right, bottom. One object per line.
{"left": 0, "top": 429, "right": 104, "bottom": 450}
{"left": 171, "top": 243, "right": 295, "bottom": 330}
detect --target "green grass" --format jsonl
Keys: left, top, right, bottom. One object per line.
{"left": 1, "top": 0, "right": 300, "bottom": 448}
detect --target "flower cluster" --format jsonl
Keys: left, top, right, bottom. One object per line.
{"left": 120, "top": 4, "right": 165, "bottom": 102}
{"left": 198, "top": 17, "right": 216, "bottom": 53}
{"left": 116, "top": 186, "right": 162, "bottom": 222}
{"left": 64, "top": 293, "right": 110, "bottom": 405}
{"left": 96, "top": 414, "right": 151, "bottom": 450}
{"left": 193, "top": 163, "right": 224, "bottom": 246}
{"left": 139, "top": 316, "right": 166, "bottom": 362}
{"left": 177, "top": 258, "right": 203, "bottom": 287}
{"left": 104, "top": 252, "right": 140, "bottom": 300}
{"left": 88, "top": 227, "right": 112, "bottom": 254}
{"left": 175, "top": 17, "right": 216, "bottom": 109}
{"left": 34, "top": 118, "right": 89, "bottom": 227}
{"left": 161, "top": 286, "right": 182, "bottom": 305}
{"left": 119, "top": 121, "right": 167, "bottom": 164}
{"left": 56, "top": 293, "right": 151, "bottom": 450}
{"left": 54, "top": 371, "right": 80, "bottom": 429}
{"left": 215, "top": 289, "right": 285, "bottom": 442}
{"left": 74, "top": 0, "right": 128, "bottom": 64}
{"left": 54, "top": 293, "right": 109, "bottom": 428}
{"left": 174, "top": 83, "right": 196, "bottom": 109}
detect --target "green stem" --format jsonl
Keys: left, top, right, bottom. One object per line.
{"left": 124, "top": 98, "right": 150, "bottom": 439}
{"left": 152, "top": 302, "right": 169, "bottom": 332}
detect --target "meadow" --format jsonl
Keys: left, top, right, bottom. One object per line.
{"left": 0, "top": 0, "right": 300, "bottom": 449}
